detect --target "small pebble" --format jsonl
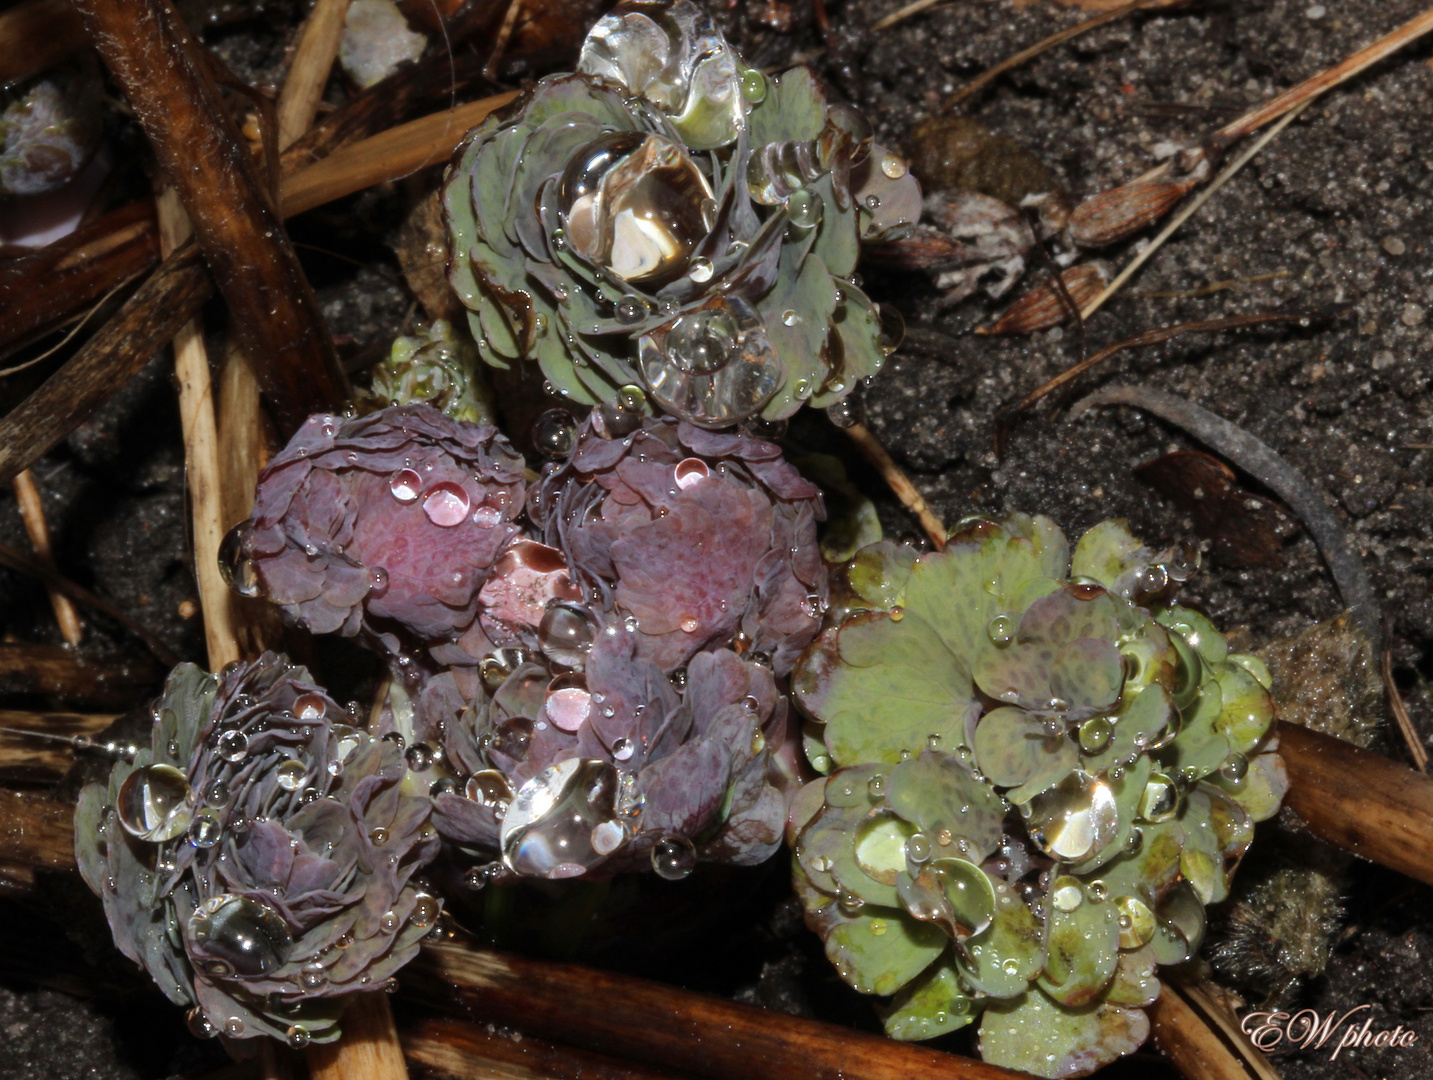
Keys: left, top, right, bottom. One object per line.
{"left": 1372, "top": 351, "right": 1396, "bottom": 371}
{"left": 1401, "top": 303, "right": 1425, "bottom": 328}
{"left": 1305, "top": 4, "right": 1326, "bottom": 17}
{"left": 1382, "top": 236, "right": 1407, "bottom": 256}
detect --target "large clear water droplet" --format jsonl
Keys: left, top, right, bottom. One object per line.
{"left": 651, "top": 834, "right": 697, "bottom": 880}
{"left": 673, "top": 457, "right": 710, "bottom": 490}
{"left": 560, "top": 131, "right": 715, "bottom": 284}
{"left": 218, "top": 523, "right": 263, "bottom": 598}
{"left": 639, "top": 296, "right": 782, "bottom": 426}
{"left": 532, "top": 409, "right": 578, "bottom": 459}
{"left": 187, "top": 808, "right": 223, "bottom": 849}
{"left": 1138, "top": 772, "right": 1180, "bottom": 823}
{"left": 500, "top": 759, "right": 621, "bottom": 879}
{"left": 275, "top": 760, "right": 306, "bottom": 791}
{"left": 545, "top": 673, "right": 592, "bottom": 733}
{"left": 216, "top": 730, "right": 248, "bottom": 763}
{"left": 293, "top": 693, "right": 327, "bottom": 721}
{"left": 1025, "top": 769, "right": 1118, "bottom": 862}
{"left": 423, "top": 482, "right": 471, "bottom": 527}
{"left": 538, "top": 600, "right": 596, "bottom": 668}
{"left": 186, "top": 894, "right": 294, "bottom": 976}
{"left": 116, "top": 764, "right": 192, "bottom": 842}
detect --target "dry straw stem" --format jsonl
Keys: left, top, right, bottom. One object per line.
{"left": 1079, "top": 102, "right": 1308, "bottom": 321}
{"left": 0, "top": 0, "right": 84, "bottom": 84}
{"left": 11, "top": 469, "right": 83, "bottom": 647}
{"left": 1279, "top": 720, "right": 1433, "bottom": 888}
{"left": 1148, "top": 983, "right": 1275, "bottom": 1080}
{"left": 72, "top": 0, "right": 347, "bottom": 433}
{"left": 307, "top": 992, "right": 409, "bottom": 1080}
{"left": 412, "top": 938, "right": 1029, "bottom": 1080}
{"left": 0, "top": 641, "right": 161, "bottom": 708}
{"left": 1175, "top": 979, "right": 1283, "bottom": 1080}
{"left": 400, "top": 1015, "right": 688, "bottom": 1080}
{"left": 156, "top": 187, "right": 240, "bottom": 673}
{"left": 0, "top": 710, "right": 117, "bottom": 785}
{"left": 842, "top": 422, "right": 948, "bottom": 550}
{"left": 276, "top": 0, "right": 356, "bottom": 148}
{"left": 1382, "top": 646, "right": 1428, "bottom": 772}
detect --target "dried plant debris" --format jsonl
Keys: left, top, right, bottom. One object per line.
{"left": 74, "top": 656, "right": 441, "bottom": 1046}
{"left": 442, "top": 0, "right": 917, "bottom": 428}
{"left": 1206, "top": 614, "right": 1387, "bottom": 1008}
{"left": 790, "top": 516, "right": 1284, "bottom": 1077}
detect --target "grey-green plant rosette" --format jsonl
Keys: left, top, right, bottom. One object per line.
{"left": 443, "top": 0, "right": 919, "bottom": 428}
{"left": 789, "top": 516, "right": 1286, "bottom": 1078}
{"left": 74, "top": 654, "right": 441, "bottom": 1047}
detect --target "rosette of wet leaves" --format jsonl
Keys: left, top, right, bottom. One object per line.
{"left": 528, "top": 415, "right": 827, "bottom": 676}
{"left": 73, "top": 655, "right": 442, "bottom": 1046}
{"left": 430, "top": 630, "right": 790, "bottom": 882}
{"left": 790, "top": 516, "right": 1286, "bottom": 1078}
{"left": 362, "top": 319, "right": 496, "bottom": 425}
{"left": 223, "top": 404, "right": 525, "bottom": 644}
{"left": 442, "top": 0, "right": 918, "bottom": 428}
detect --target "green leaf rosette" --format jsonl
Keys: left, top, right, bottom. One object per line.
{"left": 790, "top": 516, "right": 1286, "bottom": 1078}
{"left": 442, "top": 0, "right": 918, "bottom": 428}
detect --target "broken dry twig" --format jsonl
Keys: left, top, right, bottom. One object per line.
{"left": 842, "top": 422, "right": 947, "bottom": 550}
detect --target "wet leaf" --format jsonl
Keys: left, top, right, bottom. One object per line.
{"left": 979, "top": 989, "right": 1150, "bottom": 1079}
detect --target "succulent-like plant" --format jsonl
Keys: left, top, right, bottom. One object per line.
{"left": 442, "top": 0, "right": 919, "bottom": 428}
{"left": 222, "top": 404, "right": 526, "bottom": 645}
{"left": 74, "top": 655, "right": 441, "bottom": 1046}
{"left": 362, "top": 319, "right": 496, "bottom": 426}
{"left": 428, "top": 629, "right": 792, "bottom": 882}
{"left": 528, "top": 414, "right": 828, "bottom": 676}
{"left": 790, "top": 516, "right": 1286, "bottom": 1077}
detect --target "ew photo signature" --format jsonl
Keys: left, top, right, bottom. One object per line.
{"left": 1241, "top": 1006, "right": 1421, "bottom": 1061}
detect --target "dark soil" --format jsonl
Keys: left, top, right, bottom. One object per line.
{"left": 2, "top": 0, "right": 1431, "bottom": 1077}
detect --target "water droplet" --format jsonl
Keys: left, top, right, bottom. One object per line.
{"left": 501, "top": 759, "right": 621, "bottom": 879}
{"left": 389, "top": 469, "right": 422, "bottom": 502}
{"left": 466, "top": 769, "right": 514, "bottom": 808}
{"left": 1051, "top": 875, "right": 1084, "bottom": 912}
{"left": 877, "top": 303, "right": 905, "bottom": 355}
{"left": 368, "top": 826, "right": 389, "bottom": 847}
{"left": 669, "top": 667, "right": 688, "bottom": 691}
{"left": 615, "top": 295, "right": 648, "bottom": 324}
{"left": 1138, "top": 773, "right": 1180, "bottom": 823}
{"left": 673, "top": 457, "right": 710, "bottom": 490}
{"left": 203, "top": 778, "right": 230, "bottom": 808}
{"left": 889, "top": 606, "right": 905, "bottom": 622}
{"left": 1116, "top": 894, "right": 1156, "bottom": 948}
{"left": 187, "top": 1008, "right": 216, "bottom": 1039}
{"left": 187, "top": 809, "right": 223, "bottom": 849}
{"left": 906, "top": 832, "right": 932, "bottom": 864}
{"left": 286, "top": 1026, "right": 311, "bottom": 1049}
{"left": 1026, "top": 770, "right": 1119, "bottom": 862}
{"left": 1219, "top": 753, "right": 1249, "bottom": 783}
{"left": 591, "top": 819, "right": 627, "bottom": 856}
{"left": 689, "top": 256, "right": 714, "bottom": 283}
{"left": 651, "top": 834, "right": 697, "bottom": 880}
{"left": 380, "top": 910, "right": 400, "bottom": 932}
{"left": 679, "top": 614, "right": 700, "bottom": 634}
{"left": 217, "top": 729, "right": 248, "bottom": 763}
{"left": 559, "top": 131, "right": 715, "bottom": 283}
{"left": 464, "top": 867, "right": 489, "bottom": 890}
{"left": 533, "top": 409, "right": 578, "bottom": 459}
{"left": 546, "top": 673, "right": 593, "bottom": 732}
{"left": 218, "top": 523, "right": 262, "bottom": 598}
{"left": 405, "top": 743, "right": 434, "bottom": 772}
{"left": 1125, "top": 826, "right": 1143, "bottom": 855}
{"left": 293, "top": 693, "right": 326, "bottom": 721}
{"left": 880, "top": 151, "right": 908, "bottom": 179}
{"left": 116, "top": 764, "right": 193, "bottom": 842}
{"left": 299, "top": 962, "right": 326, "bottom": 989}
{"left": 186, "top": 894, "right": 294, "bottom": 976}
{"left": 538, "top": 601, "right": 596, "bottom": 667}
{"left": 1001, "top": 958, "right": 1021, "bottom": 976}
{"left": 667, "top": 306, "right": 738, "bottom": 375}
{"left": 869, "top": 919, "right": 888, "bottom": 936}
{"left": 867, "top": 774, "right": 886, "bottom": 797}
{"left": 740, "top": 67, "right": 767, "bottom": 102}
{"left": 612, "top": 737, "right": 635, "bottom": 761}
{"left": 223, "top": 1017, "right": 244, "bottom": 1038}
{"left": 786, "top": 188, "right": 823, "bottom": 229}
{"left": 1086, "top": 879, "right": 1109, "bottom": 903}
{"left": 1078, "top": 717, "right": 1113, "bottom": 754}
{"left": 423, "top": 482, "right": 471, "bottom": 527}
{"left": 275, "top": 760, "right": 306, "bottom": 791}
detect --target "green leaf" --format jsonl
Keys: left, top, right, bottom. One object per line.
{"left": 979, "top": 989, "right": 1150, "bottom": 1079}
{"left": 959, "top": 877, "right": 1043, "bottom": 997}
{"left": 879, "top": 957, "right": 977, "bottom": 1040}
{"left": 748, "top": 66, "right": 826, "bottom": 148}
{"left": 792, "top": 454, "right": 882, "bottom": 563}
{"left": 845, "top": 540, "right": 917, "bottom": 611}
{"left": 886, "top": 751, "right": 1006, "bottom": 858}
{"left": 1212, "top": 659, "right": 1275, "bottom": 755}
{"left": 803, "top": 611, "right": 978, "bottom": 767}
{"left": 1070, "top": 520, "right": 1150, "bottom": 593}
{"left": 826, "top": 904, "right": 946, "bottom": 996}
{"left": 1104, "top": 945, "right": 1160, "bottom": 1007}
{"left": 1209, "top": 746, "right": 1286, "bottom": 822}
{"left": 1038, "top": 882, "right": 1119, "bottom": 1007}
